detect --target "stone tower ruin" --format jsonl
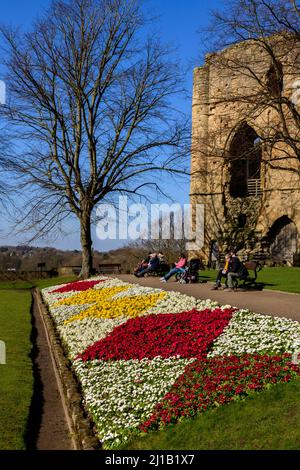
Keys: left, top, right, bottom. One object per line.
{"left": 190, "top": 34, "right": 300, "bottom": 265}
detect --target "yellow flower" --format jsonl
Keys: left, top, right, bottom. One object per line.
{"left": 64, "top": 292, "right": 166, "bottom": 324}
{"left": 54, "top": 285, "right": 131, "bottom": 307}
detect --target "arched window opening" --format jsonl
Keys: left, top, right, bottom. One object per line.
{"left": 267, "top": 216, "right": 298, "bottom": 265}
{"left": 228, "top": 122, "right": 262, "bottom": 198}
{"left": 266, "top": 61, "right": 283, "bottom": 96}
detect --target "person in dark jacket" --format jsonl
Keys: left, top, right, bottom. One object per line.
{"left": 225, "top": 250, "right": 248, "bottom": 291}
{"left": 135, "top": 253, "right": 160, "bottom": 277}
{"left": 211, "top": 253, "right": 231, "bottom": 290}
{"left": 133, "top": 252, "right": 152, "bottom": 274}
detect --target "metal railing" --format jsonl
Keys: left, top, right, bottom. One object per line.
{"left": 247, "top": 178, "right": 262, "bottom": 197}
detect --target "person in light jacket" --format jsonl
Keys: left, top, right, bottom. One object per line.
{"left": 160, "top": 254, "right": 187, "bottom": 282}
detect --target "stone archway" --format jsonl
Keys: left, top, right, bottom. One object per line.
{"left": 267, "top": 216, "right": 298, "bottom": 264}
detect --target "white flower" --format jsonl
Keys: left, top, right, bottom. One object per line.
{"left": 41, "top": 276, "right": 300, "bottom": 449}
{"left": 73, "top": 357, "right": 193, "bottom": 447}
{"left": 209, "top": 309, "right": 300, "bottom": 357}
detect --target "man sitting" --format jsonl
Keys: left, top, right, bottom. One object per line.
{"left": 211, "top": 253, "right": 231, "bottom": 290}
{"left": 134, "top": 253, "right": 160, "bottom": 277}
{"left": 224, "top": 250, "right": 248, "bottom": 292}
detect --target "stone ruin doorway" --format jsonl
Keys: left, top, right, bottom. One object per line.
{"left": 267, "top": 216, "right": 298, "bottom": 265}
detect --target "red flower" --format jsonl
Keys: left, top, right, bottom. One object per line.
{"left": 140, "top": 354, "right": 300, "bottom": 432}
{"left": 51, "top": 279, "right": 106, "bottom": 293}
{"left": 78, "top": 307, "right": 234, "bottom": 361}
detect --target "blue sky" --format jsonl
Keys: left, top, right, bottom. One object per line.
{"left": 0, "top": 0, "right": 225, "bottom": 250}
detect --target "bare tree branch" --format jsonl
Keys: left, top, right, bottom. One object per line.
{"left": 0, "top": 0, "right": 190, "bottom": 277}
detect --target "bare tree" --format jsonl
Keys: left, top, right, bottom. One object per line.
{"left": 0, "top": 0, "right": 189, "bottom": 277}
{"left": 0, "top": 129, "right": 12, "bottom": 206}
{"left": 204, "top": 0, "right": 300, "bottom": 166}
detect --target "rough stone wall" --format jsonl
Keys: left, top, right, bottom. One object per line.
{"left": 191, "top": 36, "right": 300, "bottom": 264}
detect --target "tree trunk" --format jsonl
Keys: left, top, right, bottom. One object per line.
{"left": 80, "top": 212, "right": 93, "bottom": 279}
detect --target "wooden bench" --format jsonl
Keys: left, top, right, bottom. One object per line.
{"left": 99, "top": 263, "right": 121, "bottom": 274}
{"left": 59, "top": 265, "right": 82, "bottom": 275}
{"left": 145, "top": 263, "right": 170, "bottom": 277}
{"left": 234, "top": 261, "right": 262, "bottom": 288}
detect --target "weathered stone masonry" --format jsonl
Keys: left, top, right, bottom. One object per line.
{"left": 190, "top": 37, "right": 300, "bottom": 265}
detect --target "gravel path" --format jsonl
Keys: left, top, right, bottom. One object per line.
{"left": 117, "top": 275, "right": 300, "bottom": 322}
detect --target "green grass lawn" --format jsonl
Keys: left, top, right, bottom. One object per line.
{"left": 0, "top": 290, "right": 33, "bottom": 450}
{"left": 0, "top": 276, "right": 75, "bottom": 450}
{"left": 124, "top": 378, "right": 300, "bottom": 450}
{"left": 0, "top": 276, "right": 76, "bottom": 291}
{"left": 201, "top": 267, "right": 300, "bottom": 294}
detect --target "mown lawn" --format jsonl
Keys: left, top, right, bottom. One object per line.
{"left": 124, "top": 378, "right": 300, "bottom": 450}
{"left": 0, "top": 276, "right": 75, "bottom": 450}
{"left": 0, "top": 276, "right": 76, "bottom": 291}
{"left": 201, "top": 267, "right": 300, "bottom": 294}
{"left": 0, "top": 290, "right": 33, "bottom": 450}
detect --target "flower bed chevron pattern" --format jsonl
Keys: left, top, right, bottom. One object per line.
{"left": 140, "top": 353, "right": 300, "bottom": 432}
{"left": 42, "top": 276, "right": 300, "bottom": 448}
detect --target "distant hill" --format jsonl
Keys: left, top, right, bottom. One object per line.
{"left": 0, "top": 241, "right": 184, "bottom": 273}
{"left": 0, "top": 244, "right": 145, "bottom": 273}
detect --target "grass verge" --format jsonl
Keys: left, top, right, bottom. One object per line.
{"left": 124, "top": 378, "right": 300, "bottom": 450}
{"left": 0, "top": 290, "right": 33, "bottom": 450}
{"left": 0, "top": 276, "right": 76, "bottom": 291}
{"left": 201, "top": 267, "right": 300, "bottom": 294}
{"left": 0, "top": 276, "right": 75, "bottom": 449}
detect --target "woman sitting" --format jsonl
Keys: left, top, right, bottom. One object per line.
{"left": 160, "top": 254, "right": 187, "bottom": 282}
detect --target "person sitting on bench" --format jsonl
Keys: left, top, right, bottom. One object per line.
{"left": 133, "top": 252, "right": 152, "bottom": 275}
{"left": 160, "top": 253, "right": 187, "bottom": 282}
{"left": 211, "top": 253, "right": 231, "bottom": 290}
{"left": 135, "top": 253, "right": 160, "bottom": 277}
{"left": 224, "top": 250, "right": 248, "bottom": 292}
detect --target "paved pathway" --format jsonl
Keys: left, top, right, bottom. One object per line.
{"left": 26, "top": 291, "right": 75, "bottom": 450}
{"left": 117, "top": 275, "right": 300, "bottom": 322}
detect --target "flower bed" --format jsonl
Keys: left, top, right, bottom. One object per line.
{"left": 78, "top": 308, "right": 234, "bottom": 361}
{"left": 73, "top": 357, "right": 193, "bottom": 446}
{"left": 140, "top": 353, "right": 300, "bottom": 432}
{"left": 208, "top": 309, "right": 300, "bottom": 356}
{"left": 42, "top": 276, "right": 300, "bottom": 448}
{"left": 51, "top": 279, "right": 107, "bottom": 293}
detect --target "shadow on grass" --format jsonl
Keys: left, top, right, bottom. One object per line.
{"left": 24, "top": 292, "right": 44, "bottom": 450}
